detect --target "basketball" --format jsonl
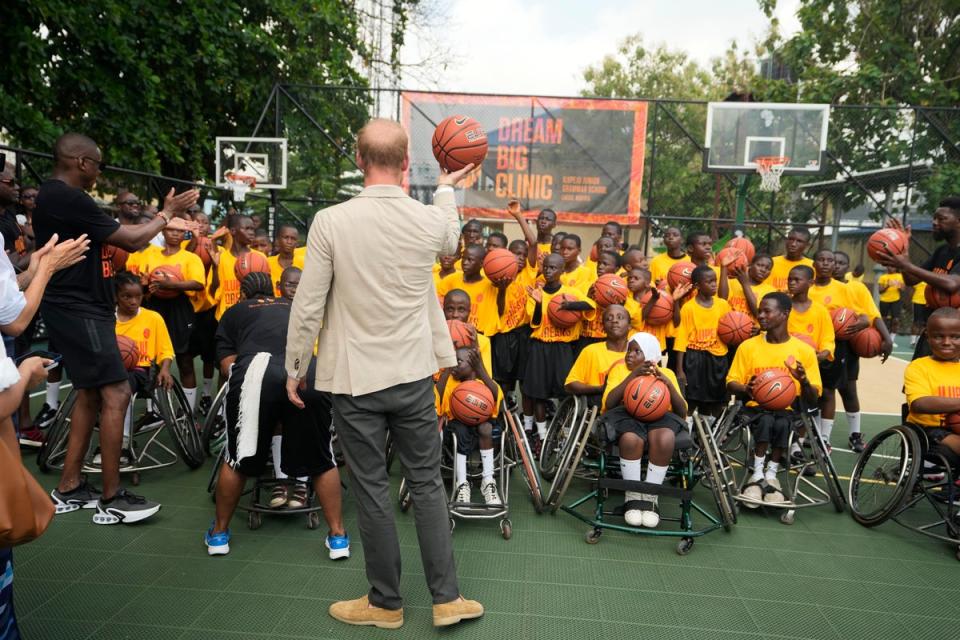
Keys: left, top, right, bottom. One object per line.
{"left": 716, "top": 247, "right": 748, "bottom": 273}
{"left": 830, "top": 307, "right": 859, "bottom": 339}
{"left": 234, "top": 251, "right": 270, "bottom": 281}
{"left": 482, "top": 248, "right": 518, "bottom": 282}
{"left": 450, "top": 379, "right": 495, "bottom": 426}
{"left": 194, "top": 236, "right": 214, "bottom": 268}
{"left": 725, "top": 236, "right": 755, "bottom": 262}
{"left": 667, "top": 261, "right": 696, "bottom": 291}
{"left": 751, "top": 368, "right": 797, "bottom": 411}
{"left": 432, "top": 115, "right": 488, "bottom": 172}
{"left": 717, "top": 310, "right": 754, "bottom": 346}
{"left": 623, "top": 375, "right": 670, "bottom": 422}
{"left": 104, "top": 244, "right": 129, "bottom": 273}
{"left": 548, "top": 293, "right": 581, "bottom": 328}
{"left": 447, "top": 319, "right": 475, "bottom": 349}
{"left": 850, "top": 326, "right": 883, "bottom": 358}
{"left": 117, "top": 334, "right": 140, "bottom": 371}
{"left": 925, "top": 285, "right": 960, "bottom": 309}
{"left": 592, "top": 273, "right": 628, "bottom": 306}
{"left": 589, "top": 244, "right": 599, "bottom": 262}
{"left": 644, "top": 292, "right": 674, "bottom": 326}
{"left": 790, "top": 333, "right": 817, "bottom": 350}
{"left": 866, "top": 228, "right": 908, "bottom": 261}
{"left": 148, "top": 265, "right": 184, "bottom": 299}
{"left": 943, "top": 411, "right": 960, "bottom": 435}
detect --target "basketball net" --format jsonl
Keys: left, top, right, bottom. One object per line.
{"left": 224, "top": 171, "right": 256, "bottom": 202}
{"left": 755, "top": 156, "right": 789, "bottom": 192}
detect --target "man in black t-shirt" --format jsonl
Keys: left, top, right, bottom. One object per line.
{"left": 875, "top": 197, "right": 960, "bottom": 360}
{"left": 36, "top": 132, "right": 198, "bottom": 525}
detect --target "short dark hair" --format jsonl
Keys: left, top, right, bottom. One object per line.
{"left": 815, "top": 248, "right": 834, "bottom": 259}
{"left": 228, "top": 214, "right": 251, "bottom": 230}
{"left": 114, "top": 270, "right": 141, "bottom": 292}
{"left": 487, "top": 231, "right": 508, "bottom": 245}
{"left": 508, "top": 239, "right": 527, "bottom": 252}
{"left": 686, "top": 231, "right": 710, "bottom": 246}
{"left": 539, "top": 208, "right": 556, "bottom": 219}
{"left": 929, "top": 306, "right": 960, "bottom": 322}
{"left": 462, "top": 219, "right": 482, "bottom": 231}
{"left": 562, "top": 234, "right": 581, "bottom": 249}
{"left": 752, "top": 252, "right": 772, "bottom": 265}
{"left": 691, "top": 265, "right": 715, "bottom": 284}
{"left": 938, "top": 196, "right": 960, "bottom": 213}
{"left": 790, "top": 265, "right": 815, "bottom": 280}
{"left": 604, "top": 221, "right": 622, "bottom": 233}
{"left": 789, "top": 226, "right": 811, "bottom": 241}
{"left": 763, "top": 291, "right": 792, "bottom": 314}
{"left": 276, "top": 223, "right": 299, "bottom": 237}
{"left": 444, "top": 288, "right": 471, "bottom": 305}
{"left": 280, "top": 266, "right": 302, "bottom": 282}
{"left": 598, "top": 250, "right": 622, "bottom": 267}
{"left": 834, "top": 250, "right": 850, "bottom": 261}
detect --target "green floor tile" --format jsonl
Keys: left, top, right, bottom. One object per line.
{"left": 197, "top": 592, "right": 293, "bottom": 633}
{"left": 29, "top": 582, "right": 144, "bottom": 622}
{"left": 113, "top": 586, "right": 219, "bottom": 627}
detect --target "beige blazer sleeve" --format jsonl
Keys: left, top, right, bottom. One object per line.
{"left": 433, "top": 187, "right": 461, "bottom": 256}
{"left": 285, "top": 211, "right": 331, "bottom": 379}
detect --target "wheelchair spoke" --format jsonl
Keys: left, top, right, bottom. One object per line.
{"left": 849, "top": 426, "right": 920, "bottom": 527}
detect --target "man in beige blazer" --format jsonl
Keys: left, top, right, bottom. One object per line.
{"left": 285, "top": 119, "right": 482, "bottom": 629}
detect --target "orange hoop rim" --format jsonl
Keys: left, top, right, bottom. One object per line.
{"left": 754, "top": 156, "right": 790, "bottom": 171}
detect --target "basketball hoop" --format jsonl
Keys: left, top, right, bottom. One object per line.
{"left": 755, "top": 156, "right": 789, "bottom": 192}
{"left": 224, "top": 171, "right": 256, "bottom": 202}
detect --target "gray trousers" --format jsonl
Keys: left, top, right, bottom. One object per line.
{"left": 331, "top": 376, "right": 459, "bottom": 610}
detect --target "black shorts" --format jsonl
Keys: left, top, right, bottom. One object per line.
{"left": 603, "top": 405, "right": 684, "bottom": 444}
{"left": 224, "top": 356, "right": 335, "bottom": 478}
{"left": 913, "top": 303, "right": 926, "bottom": 325}
{"left": 491, "top": 325, "right": 532, "bottom": 384}
{"left": 820, "top": 340, "right": 850, "bottom": 390}
{"left": 665, "top": 336, "right": 678, "bottom": 373}
{"left": 447, "top": 419, "right": 501, "bottom": 455}
{"left": 681, "top": 349, "right": 730, "bottom": 405}
{"left": 522, "top": 339, "right": 574, "bottom": 401}
{"left": 743, "top": 407, "right": 796, "bottom": 449}
{"left": 188, "top": 308, "right": 217, "bottom": 363}
{"left": 127, "top": 367, "right": 150, "bottom": 397}
{"left": 40, "top": 303, "right": 127, "bottom": 390}
{"left": 879, "top": 300, "right": 901, "bottom": 321}
{"left": 845, "top": 351, "right": 860, "bottom": 382}
{"left": 145, "top": 295, "right": 195, "bottom": 355}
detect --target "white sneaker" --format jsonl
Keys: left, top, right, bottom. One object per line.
{"left": 742, "top": 480, "right": 763, "bottom": 508}
{"left": 454, "top": 483, "right": 471, "bottom": 504}
{"left": 639, "top": 494, "right": 660, "bottom": 528}
{"left": 624, "top": 499, "right": 645, "bottom": 526}
{"left": 763, "top": 477, "right": 786, "bottom": 504}
{"left": 480, "top": 480, "right": 502, "bottom": 506}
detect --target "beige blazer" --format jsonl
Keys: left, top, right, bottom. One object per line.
{"left": 285, "top": 184, "right": 460, "bottom": 396}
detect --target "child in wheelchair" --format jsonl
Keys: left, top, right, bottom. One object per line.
{"left": 601, "top": 332, "right": 686, "bottom": 527}
{"left": 436, "top": 346, "right": 504, "bottom": 506}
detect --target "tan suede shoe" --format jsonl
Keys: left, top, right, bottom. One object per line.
{"left": 433, "top": 595, "right": 484, "bottom": 627}
{"left": 328, "top": 595, "right": 403, "bottom": 629}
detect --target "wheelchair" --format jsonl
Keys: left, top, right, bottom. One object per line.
{"left": 546, "top": 395, "right": 735, "bottom": 555}
{"left": 36, "top": 369, "right": 205, "bottom": 485}
{"left": 201, "top": 382, "right": 229, "bottom": 458}
{"left": 711, "top": 400, "right": 845, "bottom": 524}
{"left": 848, "top": 422, "right": 960, "bottom": 560}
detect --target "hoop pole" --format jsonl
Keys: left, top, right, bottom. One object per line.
{"left": 735, "top": 175, "right": 749, "bottom": 230}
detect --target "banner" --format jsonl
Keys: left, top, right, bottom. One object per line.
{"left": 402, "top": 92, "right": 647, "bottom": 225}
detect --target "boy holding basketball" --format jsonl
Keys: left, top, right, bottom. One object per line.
{"left": 685, "top": 232, "right": 716, "bottom": 271}
{"left": 268, "top": 224, "right": 305, "bottom": 297}
{"left": 443, "top": 289, "right": 493, "bottom": 375}
{"left": 787, "top": 266, "right": 835, "bottom": 362}
{"left": 602, "top": 332, "right": 686, "bottom": 527}
{"left": 767, "top": 227, "right": 813, "bottom": 292}
{"left": 564, "top": 304, "right": 631, "bottom": 405}
{"left": 720, "top": 253, "right": 775, "bottom": 319}
{"left": 437, "top": 245, "right": 500, "bottom": 336}
{"left": 624, "top": 267, "right": 672, "bottom": 354}
{"left": 208, "top": 214, "right": 265, "bottom": 321}
{"left": 727, "top": 292, "right": 822, "bottom": 506}
{"left": 649, "top": 227, "right": 686, "bottom": 288}
{"left": 437, "top": 346, "right": 505, "bottom": 506}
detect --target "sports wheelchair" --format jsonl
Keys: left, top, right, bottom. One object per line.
{"left": 36, "top": 369, "right": 204, "bottom": 485}
{"left": 848, "top": 422, "right": 960, "bottom": 559}
{"left": 711, "top": 401, "right": 845, "bottom": 524}
{"left": 543, "top": 395, "right": 735, "bottom": 554}
{"left": 397, "top": 409, "right": 543, "bottom": 540}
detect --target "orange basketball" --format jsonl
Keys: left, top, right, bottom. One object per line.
{"left": 623, "top": 376, "right": 670, "bottom": 422}
{"left": 447, "top": 319, "right": 475, "bottom": 349}
{"left": 667, "top": 261, "right": 696, "bottom": 291}
{"left": 751, "top": 368, "right": 797, "bottom": 411}
{"left": 866, "top": 228, "right": 908, "bottom": 262}
{"left": 943, "top": 411, "right": 960, "bottom": 435}
{"left": 104, "top": 244, "right": 129, "bottom": 273}
{"left": 482, "top": 248, "right": 518, "bottom": 282}
{"left": 716, "top": 247, "right": 748, "bottom": 273}
{"left": 450, "top": 380, "right": 495, "bottom": 426}
{"left": 432, "top": 115, "right": 489, "bottom": 172}
{"left": 790, "top": 333, "right": 817, "bottom": 350}
{"left": 592, "top": 273, "right": 628, "bottom": 306}
{"left": 725, "top": 236, "right": 755, "bottom": 262}
{"left": 117, "top": 334, "right": 140, "bottom": 371}
{"left": 717, "top": 310, "right": 754, "bottom": 346}
{"left": 830, "top": 307, "right": 859, "bottom": 339}
{"left": 193, "top": 236, "right": 214, "bottom": 269}
{"left": 547, "top": 293, "right": 581, "bottom": 328}
{"left": 644, "top": 292, "right": 674, "bottom": 326}
{"left": 925, "top": 285, "right": 960, "bottom": 309}
{"left": 234, "top": 251, "right": 270, "bottom": 281}
{"left": 148, "top": 265, "right": 184, "bottom": 300}
{"left": 589, "top": 244, "right": 599, "bottom": 262}
{"left": 850, "top": 326, "right": 883, "bottom": 358}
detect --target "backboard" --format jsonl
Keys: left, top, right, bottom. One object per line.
{"left": 215, "top": 137, "right": 287, "bottom": 189}
{"left": 703, "top": 102, "right": 830, "bottom": 174}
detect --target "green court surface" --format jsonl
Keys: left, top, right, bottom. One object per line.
{"left": 12, "top": 409, "right": 960, "bottom": 640}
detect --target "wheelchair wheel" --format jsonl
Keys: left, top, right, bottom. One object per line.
{"left": 156, "top": 383, "right": 205, "bottom": 469}
{"left": 505, "top": 411, "right": 544, "bottom": 513}
{"left": 540, "top": 396, "right": 578, "bottom": 480}
{"left": 805, "top": 413, "right": 846, "bottom": 512}
{"left": 848, "top": 425, "right": 921, "bottom": 527}
{"left": 545, "top": 407, "right": 593, "bottom": 513}
{"left": 36, "top": 389, "right": 77, "bottom": 473}
{"left": 201, "top": 384, "right": 228, "bottom": 456}
{"left": 207, "top": 446, "right": 225, "bottom": 499}
{"left": 693, "top": 414, "right": 736, "bottom": 530}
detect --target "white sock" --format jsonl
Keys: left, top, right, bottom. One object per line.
{"left": 911, "top": 334, "right": 918, "bottom": 345}
{"left": 790, "top": 441, "right": 801, "bottom": 456}
{"left": 146, "top": 399, "right": 154, "bottom": 413}
{"left": 847, "top": 412, "right": 861, "bottom": 435}
{"left": 480, "top": 448, "right": 495, "bottom": 483}
{"left": 296, "top": 476, "right": 308, "bottom": 484}
{"left": 820, "top": 418, "right": 834, "bottom": 442}
{"left": 46, "top": 381, "right": 60, "bottom": 409}
{"left": 123, "top": 399, "right": 134, "bottom": 440}
{"left": 523, "top": 414, "right": 534, "bottom": 433}
{"left": 271, "top": 435, "right": 287, "bottom": 479}
{"left": 183, "top": 386, "right": 197, "bottom": 410}
{"left": 202, "top": 377, "right": 213, "bottom": 396}
{"left": 891, "top": 333, "right": 897, "bottom": 342}
{"left": 455, "top": 453, "right": 468, "bottom": 486}
{"left": 751, "top": 455, "right": 765, "bottom": 481}
{"left": 645, "top": 463, "right": 668, "bottom": 487}
{"left": 536, "top": 421, "right": 547, "bottom": 440}
{"left": 620, "top": 457, "right": 643, "bottom": 503}
{"left": 765, "top": 460, "right": 780, "bottom": 481}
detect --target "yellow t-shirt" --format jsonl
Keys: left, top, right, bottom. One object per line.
{"left": 877, "top": 273, "right": 904, "bottom": 303}
{"left": 768, "top": 255, "right": 814, "bottom": 292}
{"left": 624, "top": 293, "right": 671, "bottom": 350}
{"left": 726, "top": 279, "right": 777, "bottom": 317}
{"left": 477, "top": 333, "right": 493, "bottom": 377}
{"left": 912, "top": 281, "right": 927, "bottom": 305}
{"left": 788, "top": 301, "right": 835, "bottom": 359}
{"left": 727, "top": 334, "right": 823, "bottom": 407}
{"left": 139, "top": 247, "right": 207, "bottom": 312}
{"left": 294, "top": 246, "right": 306, "bottom": 262}
{"left": 844, "top": 272, "right": 864, "bottom": 283}
{"left": 437, "top": 377, "right": 503, "bottom": 421}
{"left": 268, "top": 253, "right": 306, "bottom": 297}
{"left": 845, "top": 279, "right": 880, "bottom": 321}
{"left": 527, "top": 285, "right": 597, "bottom": 343}
{"left": 602, "top": 363, "right": 684, "bottom": 414}
{"left": 904, "top": 356, "right": 960, "bottom": 427}
{"left": 437, "top": 272, "right": 500, "bottom": 336}
{"left": 560, "top": 263, "right": 597, "bottom": 294}
{"left": 116, "top": 308, "right": 175, "bottom": 368}
{"left": 124, "top": 245, "right": 158, "bottom": 276}
{"left": 564, "top": 343, "right": 626, "bottom": 388}
{"left": 809, "top": 279, "right": 855, "bottom": 312}
{"left": 210, "top": 249, "right": 268, "bottom": 321}
{"left": 648, "top": 253, "right": 686, "bottom": 289}
{"left": 499, "top": 266, "right": 536, "bottom": 332}
{"left": 674, "top": 296, "right": 732, "bottom": 357}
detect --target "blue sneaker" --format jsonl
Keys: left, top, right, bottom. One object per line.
{"left": 204, "top": 525, "right": 231, "bottom": 556}
{"left": 325, "top": 533, "right": 350, "bottom": 560}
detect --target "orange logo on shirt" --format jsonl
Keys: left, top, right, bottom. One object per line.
{"left": 143, "top": 328, "right": 150, "bottom": 339}
{"left": 825, "top": 295, "right": 832, "bottom": 304}
{"left": 807, "top": 324, "right": 814, "bottom": 333}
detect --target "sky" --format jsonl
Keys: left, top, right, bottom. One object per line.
{"left": 400, "top": 0, "right": 801, "bottom": 97}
